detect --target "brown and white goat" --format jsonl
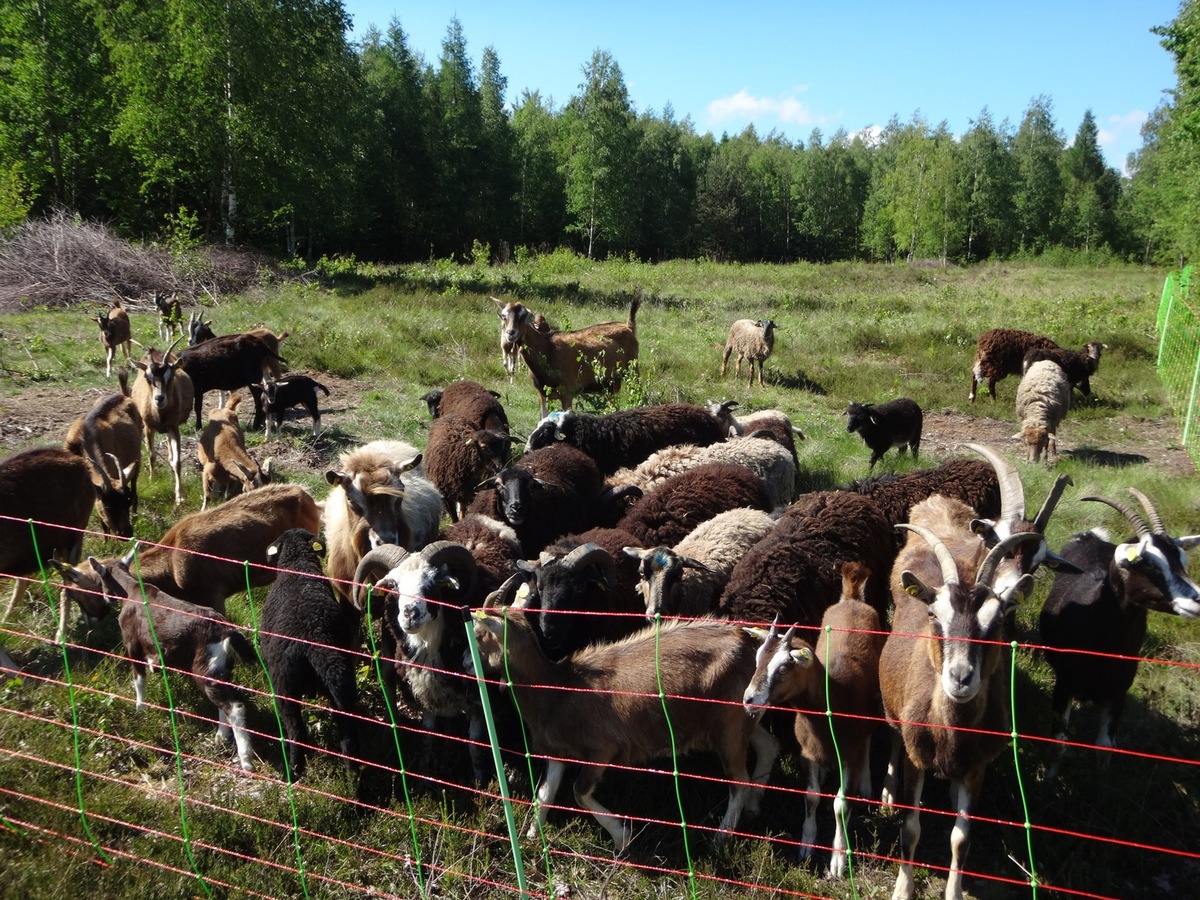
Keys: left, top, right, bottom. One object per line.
{"left": 64, "top": 371, "right": 143, "bottom": 538}
{"left": 495, "top": 297, "right": 640, "bottom": 419}
{"left": 471, "top": 601, "right": 779, "bottom": 853}
{"left": 131, "top": 338, "right": 194, "bottom": 506}
{"left": 96, "top": 300, "right": 132, "bottom": 377}
{"left": 880, "top": 523, "right": 1042, "bottom": 900}
{"left": 197, "top": 393, "right": 270, "bottom": 510}
{"left": 0, "top": 447, "right": 94, "bottom": 644}
{"left": 89, "top": 556, "right": 256, "bottom": 771}
{"left": 743, "top": 562, "right": 884, "bottom": 877}
{"left": 51, "top": 484, "right": 320, "bottom": 630}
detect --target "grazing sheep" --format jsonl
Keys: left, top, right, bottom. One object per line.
{"left": 260, "top": 529, "right": 361, "bottom": 778}
{"left": 526, "top": 404, "right": 727, "bottom": 476}
{"left": 249, "top": 375, "right": 330, "bottom": 438}
{"left": 423, "top": 414, "right": 512, "bottom": 523}
{"left": 471, "top": 604, "right": 780, "bottom": 853}
{"left": 1039, "top": 490, "right": 1200, "bottom": 774}
{"left": 969, "top": 328, "right": 1058, "bottom": 402}
{"left": 721, "top": 318, "right": 778, "bottom": 387}
{"left": 709, "top": 400, "right": 805, "bottom": 492}
{"left": 742, "top": 562, "right": 884, "bottom": 877}
{"left": 845, "top": 398, "right": 923, "bottom": 470}
{"left": 1015, "top": 359, "right": 1071, "bottom": 463}
{"left": 1022, "top": 340, "right": 1106, "bottom": 397}
{"left": 624, "top": 508, "right": 776, "bottom": 621}
{"left": 96, "top": 300, "right": 132, "bottom": 377}
{"left": 421, "top": 380, "right": 509, "bottom": 434}
{"left": 197, "top": 394, "right": 271, "bottom": 510}
{"left": 495, "top": 297, "right": 640, "bottom": 419}
{"left": 131, "top": 339, "right": 195, "bottom": 506}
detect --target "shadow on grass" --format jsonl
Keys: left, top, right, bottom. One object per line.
{"left": 1063, "top": 446, "right": 1150, "bottom": 467}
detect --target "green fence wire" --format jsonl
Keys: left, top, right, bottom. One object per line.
{"left": 1157, "top": 265, "right": 1200, "bottom": 470}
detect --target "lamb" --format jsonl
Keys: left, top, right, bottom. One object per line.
{"left": 96, "top": 300, "right": 132, "bottom": 377}
{"left": 721, "top": 318, "right": 778, "bottom": 387}
{"left": 0, "top": 447, "right": 95, "bottom": 644}
{"left": 495, "top": 296, "right": 640, "bottom": 419}
{"left": 968, "top": 328, "right": 1058, "bottom": 402}
{"left": 89, "top": 556, "right": 256, "bottom": 771}
{"left": 259, "top": 528, "right": 362, "bottom": 778}
{"left": 880, "top": 522, "right": 1042, "bottom": 900}
{"left": 131, "top": 339, "right": 194, "bottom": 506}
{"left": 52, "top": 484, "right": 321, "bottom": 626}
{"left": 422, "top": 414, "right": 512, "bottom": 522}
{"left": 615, "top": 462, "right": 771, "bottom": 549}
{"left": 742, "top": 562, "right": 884, "bottom": 877}
{"left": 323, "top": 440, "right": 442, "bottom": 603}
{"left": 1039, "top": 490, "right": 1200, "bottom": 773}
{"left": 624, "top": 508, "right": 776, "bottom": 621}
{"left": 1015, "top": 359, "right": 1071, "bottom": 462}
{"left": 177, "top": 329, "right": 287, "bottom": 428}
{"left": 527, "top": 403, "right": 727, "bottom": 477}
{"left": 470, "top": 603, "right": 780, "bottom": 853}
{"left": 154, "top": 291, "right": 184, "bottom": 342}
{"left": 196, "top": 394, "right": 271, "bottom": 510}
{"left": 845, "top": 397, "right": 923, "bottom": 471}
{"left": 249, "top": 374, "right": 330, "bottom": 438}
{"left": 1022, "top": 340, "right": 1106, "bottom": 397}
{"left": 421, "top": 380, "right": 509, "bottom": 434}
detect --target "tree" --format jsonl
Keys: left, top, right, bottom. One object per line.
{"left": 1012, "top": 95, "right": 1066, "bottom": 252}
{"left": 958, "top": 109, "right": 1017, "bottom": 260}
{"left": 510, "top": 90, "right": 566, "bottom": 250}
{"left": 633, "top": 106, "right": 697, "bottom": 260}
{"left": 794, "top": 128, "right": 869, "bottom": 261}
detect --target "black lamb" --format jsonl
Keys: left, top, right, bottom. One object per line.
{"left": 1021, "top": 340, "right": 1105, "bottom": 397}
{"left": 844, "top": 398, "right": 923, "bottom": 470}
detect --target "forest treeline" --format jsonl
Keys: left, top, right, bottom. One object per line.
{"left": 2, "top": 0, "right": 1200, "bottom": 267}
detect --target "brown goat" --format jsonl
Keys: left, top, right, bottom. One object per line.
{"left": 97, "top": 300, "right": 132, "bottom": 377}
{"left": 197, "top": 393, "right": 270, "bottom": 510}
{"left": 495, "top": 297, "right": 640, "bottom": 419}
{"left": 131, "top": 339, "right": 194, "bottom": 506}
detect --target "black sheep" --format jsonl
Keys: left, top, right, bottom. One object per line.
{"left": 1022, "top": 340, "right": 1105, "bottom": 397}
{"left": 845, "top": 398, "right": 923, "bottom": 470}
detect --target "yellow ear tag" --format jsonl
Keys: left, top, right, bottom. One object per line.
{"left": 801, "top": 647, "right": 814, "bottom": 662}
{"left": 1126, "top": 547, "right": 1138, "bottom": 563}
{"left": 472, "top": 608, "right": 490, "bottom": 620}
{"left": 516, "top": 582, "right": 531, "bottom": 601}
{"left": 464, "top": 437, "right": 474, "bottom": 444}
{"left": 312, "top": 541, "right": 323, "bottom": 553}
{"left": 905, "top": 584, "right": 920, "bottom": 596}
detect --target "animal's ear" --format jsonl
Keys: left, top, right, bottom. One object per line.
{"left": 1041, "top": 550, "right": 1082, "bottom": 573}
{"left": 325, "top": 469, "right": 345, "bottom": 487}
{"left": 48, "top": 559, "right": 84, "bottom": 582}
{"left": 621, "top": 546, "right": 647, "bottom": 561}
{"left": 680, "top": 555, "right": 713, "bottom": 572}
{"left": 1177, "top": 535, "right": 1200, "bottom": 550}
{"left": 789, "top": 646, "right": 814, "bottom": 667}
{"left": 1115, "top": 541, "right": 1143, "bottom": 569}
{"left": 900, "top": 571, "right": 938, "bottom": 603}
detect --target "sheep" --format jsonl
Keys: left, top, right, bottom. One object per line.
{"left": 470, "top": 604, "right": 781, "bottom": 853}
{"left": 249, "top": 375, "right": 330, "bottom": 438}
{"left": 177, "top": 329, "right": 287, "bottom": 428}
{"left": 495, "top": 296, "right": 640, "bottom": 419}
{"left": 442, "top": 513, "right": 523, "bottom": 597}
{"left": 709, "top": 399, "right": 805, "bottom": 492}
{"left": 616, "top": 462, "right": 771, "bottom": 549}
{"left": 88, "top": 556, "right": 256, "bottom": 772}
{"left": 1039, "top": 490, "right": 1200, "bottom": 774}
{"left": 131, "top": 338, "right": 194, "bottom": 507}
{"left": 742, "top": 562, "right": 885, "bottom": 877}
{"left": 526, "top": 403, "right": 727, "bottom": 477}
{"left": 968, "top": 328, "right": 1058, "bottom": 402}
{"left": 421, "top": 380, "right": 509, "bottom": 434}
{"left": 879, "top": 523, "right": 1043, "bottom": 900}
{"left": 721, "top": 318, "right": 778, "bottom": 387}
{"left": 154, "top": 290, "right": 184, "bottom": 342}
{"left": 607, "top": 432, "right": 797, "bottom": 509}
{"left": 623, "top": 508, "right": 776, "bottom": 621}
{"left": 323, "top": 440, "right": 442, "bottom": 603}
{"left": 259, "top": 528, "right": 362, "bottom": 778}
{"left": 422, "top": 414, "right": 512, "bottom": 523}
{"left": 96, "top": 300, "right": 132, "bottom": 377}
{"left": 1022, "top": 340, "right": 1106, "bottom": 398}
{"left": 845, "top": 397, "right": 923, "bottom": 471}
{"left": 0, "top": 447, "right": 95, "bottom": 644}
{"left": 63, "top": 371, "right": 142, "bottom": 539}
{"left": 1015, "top": 359, "right": 1071, "bottom": 463}
{"left": 197, "top": 393, "right": 271, "bottom": 510}
{"left": 51, "top": 483, "right": 321, "bottom": 628}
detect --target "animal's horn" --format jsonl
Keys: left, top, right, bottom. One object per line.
{"left": 1081, "top": 495, "right": 1151, "bottom": 539}
{"left": 896, "top": 523, "right": 960, "bottom": 587}
{"left": 1032, "top": 473, "right": 1074, "bottom": 534}
{"left": 1127, "top": 488, "right": 1166, "bottom": 535}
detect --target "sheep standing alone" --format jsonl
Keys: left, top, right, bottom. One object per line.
{"left": 1022, "top": 340, "right": 1105, "bottom": 397}
{"left": 721, "top": 318, "right": 777, "bottom": 387}
{"left": 1015, "top": 359, "right": 1071, "bottom": 462}
{"left": 968, "top": 328, "right": 1058, "bottom": 402}
{"left": 845, "top": 398, "right": 923, "bottom": 470}
{"left": 197, "top": 394, "right": 271, "bottom": 510}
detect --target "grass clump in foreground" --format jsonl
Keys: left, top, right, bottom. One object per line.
{"left": 0, "top": 257, "right": 1197, "bottom": 900}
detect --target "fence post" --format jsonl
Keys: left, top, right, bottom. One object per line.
{"left": 1158, "top": 271, "right": 1177, "bottom": 367}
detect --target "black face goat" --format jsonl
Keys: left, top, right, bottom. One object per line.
{"left": 250, "top": 375, "right": 330, "bottom": 438}
{"left": 845, "top": 398, "right": 923, "bottom": 470}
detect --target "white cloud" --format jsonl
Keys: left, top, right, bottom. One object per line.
{"left": 705, "top": 87, "right": 825, "bottom": 128}
{"left": 1098, "top": 109, "right": 1149, "bottom": 173}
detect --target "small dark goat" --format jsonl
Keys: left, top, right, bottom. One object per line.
{"left": 178, "top": 330, "right": 287, "bottom": 428}
{"left": 96, "top": 300, "right": 132, "bottom": 377}
{"left": 1022, "top": 340, "right": 1106, "bottom": 397}
{"left": 154, "top": 291, "right": 184, "bottom": 342}
{"left": 969, "top": 328, "right": 1057, "bottom": 402}
{"left": 187, "top": 310, "right": 217, "bottom": 346}
{"left": 421, "top": 380, "right": 509, "bottom": 434}
{"left": 260, "top": 529, "right": 361, "bottom": 778}
{"left": 845, "top": 398, "right": 923, "bottom": 470}
{"left": 249, "top": 375, "right": 330, "bottom": 438}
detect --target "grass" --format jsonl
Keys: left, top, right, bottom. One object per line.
{"left": 1, "top": 257, "right": 1198, "bottom": 899}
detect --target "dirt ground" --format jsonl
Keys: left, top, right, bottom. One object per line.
{"left": 1, "top": 374, "right": 1194, "bottom": 477}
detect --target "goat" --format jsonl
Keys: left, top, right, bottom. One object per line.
{"left": 1039, "top": 490, "right": 1200, "bottom": 773}
{"left": 721, "top": 318, "right": 777, "bottom": 387}
{"left": 1015, "top": 360, "right": 1071, "bottom": 463}
{"left": 0, "top": 447, "right": 94, "bottom": 644}
{"left": 260, "top": 529, "right": 361, "bottom": 778}
{"left": 154, "top": 291, "right": 184, "bottom": 342}
{"left": 197, "top": 394, "right": 271, "bottom": 510}
{"left": 177, "top": 329, "right": 287, "bottom": 428}
{"left": 52, "top": 484, "right": 320, "bottom": 626}
{"left": 471, "top": 602, "right": 780, "bottom": 853}
{"left": 423, "top": 414, "right": 511, "bottom": 522}
{"left": 845, "top": 398, "right": 923, "bottom": 470}
{"left": 89, "top": 556, "right": 256, "bottom": 771}
{"left": 742, "top": 562, "right": 884, "bottom": 877}
{"left": 131, "top": 338, "right": 194, "bottom": 506}
{"left": 96, "top": 300, "right": 132, "bottom": 377}
{"left": 63, "top": 371, "right": 142, "bottom": 538}
{"left": 969, "top": 328, "right": 1058, "bottom": 402}
{"left": 880, "top": 523, "right": 1042, "bottom": 900}
{"left": 249, "top": 375, "right": 329, "bottom": 438}
{"left": 421, "top": 380, "right": 509, "bottom": 434}
{"left": 186, "top": 310, "right": 216, "bottom": 346}
{"left": 490, "top": 297, "right": 521, "bottom": 381}
{"left": 1022, "top": 340, "right": 1106, "bottom": 397}
{"left": 495, "top": 297, "right": 640, "bottom": 419}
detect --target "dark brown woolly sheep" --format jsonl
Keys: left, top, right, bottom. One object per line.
{"left": 421, "top": 380, "right": 509, "bottom": 434}
{"left": 1021, "top": 340, "right": 1105, "bottom": 397}
{"left": 968, "top": 328, "right": 1058, "bottom": 402}
{"left": 423, "top": 414, "right": 512, "bottom": 522}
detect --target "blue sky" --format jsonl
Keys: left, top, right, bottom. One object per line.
{"left": 341, "top": 1, "right": 1181, "bottom": 172}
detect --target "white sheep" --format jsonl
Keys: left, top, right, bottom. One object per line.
{"left": 1015, "top": 359, "right": 1071, "bottom": 463}
{"left": 721, "top": 319, "right": 777, "bottom": 387}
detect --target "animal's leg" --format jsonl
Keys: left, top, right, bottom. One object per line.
{"left": 225, "top": 701, "right": 254, "bottom": 772}
{"left": 892, "top": 760, "right": 925, "bottom": 900}
{"left": 829, "top": 764, "right": 853, "bottom": 878}
{"left": 528, "top": 759, "right": 566, "bottom": 839}
{"left": 944, "top": 770, "right": 983, "bottom": 900}
{"left": 880, "top": 730, "right": 902, "bottom": 809}
{"left": 1045, "top": 682, "right": 1073, "bottom": 780}
{"left": 745, "top": 724, "right": 780, "bottom": 815}
{"left": 799, "top": 759, "right": 823, "bottom": 861}
{"left": 573, "top": 764, "right": 629, "bottom": 853}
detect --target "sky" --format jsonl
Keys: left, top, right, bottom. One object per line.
{"left": 340, "top": 1, "right": 1182, "bottom": 173}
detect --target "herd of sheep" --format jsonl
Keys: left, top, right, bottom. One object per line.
{"left": 0, "top": 294, "right": 1197, "bottom": 900}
